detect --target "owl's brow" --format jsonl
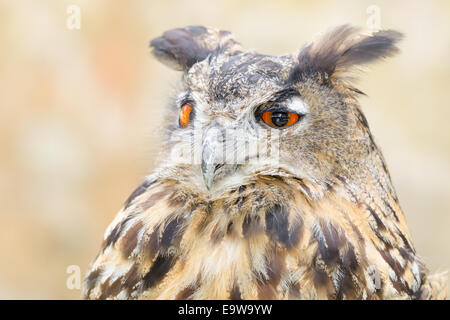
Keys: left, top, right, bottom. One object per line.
{"left": 176, "top": 91, "right": 194, "bottom": 107}
{"left": 258, "top": 88, "right": 308, "bottom": 115}
{"left": 175, "top": 88, "right": 300, "bottom": 112}
{"left": 271, "top": 88, "right": 300, "bottom": 103}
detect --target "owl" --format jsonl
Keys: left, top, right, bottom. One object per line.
{"left": 83, "top": 25, "right": 447, "bottom": 300}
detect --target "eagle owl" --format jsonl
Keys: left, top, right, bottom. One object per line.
{"left": 84, "top": 25, "right": 447, "bottom": 300}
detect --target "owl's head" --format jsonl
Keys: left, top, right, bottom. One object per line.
{"left": 150, "top": 25, "right": 402, "bottom": 193}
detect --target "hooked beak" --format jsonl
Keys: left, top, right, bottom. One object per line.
{"left": 201, "top": 125, "right": 224, "bottom": 190}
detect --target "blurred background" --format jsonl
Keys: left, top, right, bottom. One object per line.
{"left": 0, "top": 0, "right": 449, "bottom": 299}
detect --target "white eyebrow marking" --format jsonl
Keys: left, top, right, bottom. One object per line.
{"left": 288, "top": 96, "right": 309, "bottom": 114}
{"left": 175, "top": 92, "right": 191, "bottom": 106}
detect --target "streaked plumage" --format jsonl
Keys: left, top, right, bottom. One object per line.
{"left": 84, "top": 25, "right": 447, "bottom": 300}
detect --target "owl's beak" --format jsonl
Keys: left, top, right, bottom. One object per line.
{"left": 201, "top": 161, "right": 222, "bottom": 191}
{"left": 201, "top": 125, "right": 224, "bottom": 190}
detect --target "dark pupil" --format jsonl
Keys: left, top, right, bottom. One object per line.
{"left": 271, "top": 112, "right": 289, "bottom": 127}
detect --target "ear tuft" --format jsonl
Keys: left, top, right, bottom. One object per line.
{"left": 293, "top": 25, "right": 403, "bottom": 80}
{"left": 150, "top": 26, "right": 242, "bottom": 71}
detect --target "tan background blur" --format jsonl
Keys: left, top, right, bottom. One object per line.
{"left": 0, "top": 0, "right": 449, "bottom": 299}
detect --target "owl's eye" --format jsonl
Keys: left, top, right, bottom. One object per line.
{"left": 261, "top": 111, "right": 299, "bottom": 129}
{"left": 179, "top": 103, "right": 193, "bottom": 128}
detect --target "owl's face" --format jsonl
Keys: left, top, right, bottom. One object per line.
{"left": 151, "top": 26, "right": 401, "bottom": 193}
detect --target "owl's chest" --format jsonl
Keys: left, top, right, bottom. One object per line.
{"left": 146, "top": 187, "right": 420, "bottom": 300}
{"left": 142, "top": 204, "right": 351, "bottom": 299}
{"left": 86, "top": 177, "right": 424, "bottom": 300}
{"left": 151, "top": 219, "right": 369, "bottom": 300}
{"left": 106, "top": 179, "right": 421, "bottom": 300}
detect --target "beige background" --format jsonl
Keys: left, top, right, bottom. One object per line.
{"left": 0, "top": 0, "right": 449, "bottom": 299}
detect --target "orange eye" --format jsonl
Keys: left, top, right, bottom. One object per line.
{"left": 261, "top": 111, "right": 300, "bottom": 128}
{"left": 179, "top": 104, "right": 192, "bottom": 128}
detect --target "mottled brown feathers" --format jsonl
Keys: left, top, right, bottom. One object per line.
{"left": 84, "top": 176, "right": 433, "bottom": 299}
